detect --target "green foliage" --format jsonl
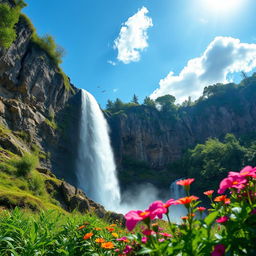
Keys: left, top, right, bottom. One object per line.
{"left": 155, "top": 94, "right": 177, "bottom": 112}
{"left": 131, "top": 94, "right": 139, "bottom": 104}
{"left": 0, "top": 1, "right": 25, "bottom": 48}
{"left": 31, "top": 34, "right": 65, "bottom": 65}
{"left": 11, "top": 153, "right": 38, "bottom": 177}
{"left": 176, "top": 133, "right": 256, "bottom": 195}
{"left": 143, "top": 96, "right": 155, "bottom": 107}
{"left": 0, "top": 208, "right": 126, "bottom": 255}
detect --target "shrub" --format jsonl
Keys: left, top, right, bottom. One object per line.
{"left": 12, "top": 153, "right": 38, "bottom": 176}
{"left": 0, "top": 1, "right": 26, "bottom": 48}
{"left": 31, "top": 34, "right": 65, "bottom": 65}
{"left": 28, "top": 172, "right": 45, "bottom": 196}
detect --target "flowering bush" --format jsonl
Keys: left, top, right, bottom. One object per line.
{"left": 120, "top": 166, "right": 256, "bottom": 255}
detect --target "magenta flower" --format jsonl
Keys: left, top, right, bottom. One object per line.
{"left": 165, "top": 198, "right": 178, "bottom": 207}
{"left": 116, "top": 236, "right": 128, "bottom": 241}
{"left": 159, "top": 232, "right": 172, "bottom": 237}
{"left": 211, "top": 244, "right": 225, "bottom": 256}
{"left": 142, "top": 229, "right": 155, "bottom": 236}
{"left": 250, "top": 208, "right": 256, "bottom": 215}
{"left": 216, "top": 216, "right": 229, "bottom": 223}
{"left": 218, "top": 176, "right": 247, "bottom": 194}
{"left": 147, "top": 200, "right": 167, "bottom": 219}
{"left": 123, "top": 245, "right": 132, "bottom": 254}
{"left": 158, "top": 238, "right": 165, "bottom": 242}
{"left": 141, "top": 237, "right": 148, "bottom": 243}
{"left": 239, "top": 166, "right": 256, "bottom": 177}
{"left": 125, "top": 210, "right": 150, "bottom": 231}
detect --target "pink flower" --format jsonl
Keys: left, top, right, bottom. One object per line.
{"left": 116, "top": 236, "right": 128, "bottom": 241}
{"left": 218, "top": 176, "right": 247, "bottom": 194}
{"left": 197, "top": 207, "right": 206, "bottom": 212}
{"left": 158, "top": 238, "right": 165, "bottom": 242}
{"left": 123, "top": 245, "right": 132, "bottom": 254}
{"left": 142, "top": 229, "right": 155, "bottom": 236}
{"left": 239, "top": 166, "right": 256, "bottom": 177}
{"left": 159, "top": 232, "right": 172, "bottom": 237}
{"left": 164, "top": 198, "right": 178, "bottom": 207}
{"left": 216, "top": 216, "right": 229, "bottom": 223}
{"left": 211, "top": 244, "right": 225, "bottom": 256}
{"left": 147, "top": 200, "right": 167, "bottom": 219}
{"left": 125, "top": 210, "right": 150, "bottom": 231}
{"left": 141, "top": 237, "right": 148, "bottom": 243}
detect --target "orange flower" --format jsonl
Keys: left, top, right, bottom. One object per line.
{"left": 95, "top": 238, "right": 105, "bottom": 243}
{"left": 101, "top": 241, "right": 115, "bottom": 249}
{"left": 94, "top": 227, "right": 102, "bottom": 231}
{"left": 176, "top": 178, "right": 195, "bottom": 186}
{"left": 110, "top": 224, "right": 117, "bottom": 227}
{"left": 111, "top": 232, "right": 118, "bottom": 238}
{"left": 176, "top": 196, "right": 199, "bottom": 205}
{"left": 204, "top": 190, "right": 214, "bottom": 196}
{"left": 78, "top": 225, "right": 86, "bottom": 230}
{"left": 83, "top": 232, "right": 93, "bottom": 240}
{"left": 106, "top": 227, "right": 115, "bottom": 232}
{"left": 181, "top": 216, "right": 189, "bottom": 220}
{"left": 214, "top": 195, "right": 230, "bottom": 204}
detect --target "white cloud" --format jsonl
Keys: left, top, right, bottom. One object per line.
{"left": 107, "top": 60, "right": 117, "bottom": 66}
{"left": 151, "top": 37, "right": 256, "bottom": 103}
{"left": 114, "top": 7, "right": 153, "bottom": 64}
{"left": 113, "top": 88, "right": 118, "bottom": 93}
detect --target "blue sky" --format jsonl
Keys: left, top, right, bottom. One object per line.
{"left": 23, "top": 0, "right": 256, "bottom": 106}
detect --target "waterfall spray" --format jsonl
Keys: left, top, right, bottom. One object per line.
{"left": 76, "top": 89, "right": 121, "bottom": 210}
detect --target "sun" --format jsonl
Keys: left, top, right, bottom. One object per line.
{"left": 203, "top": 0, "right": 242, "bottom": 13}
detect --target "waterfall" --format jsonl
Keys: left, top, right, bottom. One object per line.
{"left": 169, "top": 178, "right": 187, "bottom": 222}
{"left": 170, "top": 178, "right": 186, "bottom": 199}
{"left": 76, "top": 89, "right": 121, "bottom": 210}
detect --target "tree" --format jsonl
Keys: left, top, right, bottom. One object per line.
{"left": 155, "top": 95, "right": 176, "bottom": 112}
{"left": 143, "top": 96, "right": 155, "bottom": 107}
{"left": 113, "top": 98, "right": 124, "bottom": 111}
{"left": 106, "top": 100, "right": 114, "bottom": 110}
{"left": 131, "top": 94, "right": 139, "bottom": 104}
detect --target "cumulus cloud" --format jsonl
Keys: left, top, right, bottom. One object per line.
{"left": 114, "top": 7, "right": 153, "bottom": 64}
{"left": 151, "top": 37, "right": 256, "bottom": 103}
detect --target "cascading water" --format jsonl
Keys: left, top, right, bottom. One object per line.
{"left": 76, "top": 89, "right": 121, "bottom": 210}
{"left": 170, "top": 178, "right": 186, "bottom": 199}
{"left": 169, "top": 178, "right": 187, "bottom": 222}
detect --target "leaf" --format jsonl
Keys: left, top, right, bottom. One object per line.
{"left": 137, "top": 247, "right": 155, "bottom": 255}
{"left": 204, "top": 211, "right": 218, "bottom": 226}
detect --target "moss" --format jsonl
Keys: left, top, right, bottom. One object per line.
{"left": 19, "top": 13, "right": 35, "bottom": 33}
{"left": 44, "top": 118, "right": 57, "bottom": 130}
{"left": 57, "top": 68, "right": 75, "bottom": 94}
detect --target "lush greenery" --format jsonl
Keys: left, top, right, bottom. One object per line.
{"left": 0, "top": 0, "right": 26, "bottom": 48}
{"left": 31, "top": 34, "right": 65, "bottom": 66}
{"left": 120, "top": 168, "right": 256, "bottom": 255}
{"left": 166, "top": 133, "right": 256, "bottom": 196}
{"left": 0, "top": 208, "right": 126, "bottom": 256}
{"left": 1, "top": 167, "right": 255, "bottom": 255}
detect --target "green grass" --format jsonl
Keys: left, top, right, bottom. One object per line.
{"left": 0, "top": 208, "right": 126, "bottom": 255}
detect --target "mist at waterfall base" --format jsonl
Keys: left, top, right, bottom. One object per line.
{"left": 76, "top": 89, "right": 186, "bottom": 222}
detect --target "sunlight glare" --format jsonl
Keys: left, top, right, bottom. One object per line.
{"left": 203, "top": 0, "right": 242, "bottom": 13}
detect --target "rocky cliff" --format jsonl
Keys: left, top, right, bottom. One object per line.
{"left": 0, "top": 1, "right": 82, "bottom": 186}
{"left": 109, "top": 78, "right": 256, "bottom": 189}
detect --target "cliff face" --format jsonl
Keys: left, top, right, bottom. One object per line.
{"left": 109, "top": 80, "right": 256, "bottom": 180}
{"left": 0, "top": 8, "right": 80, "bottom": 185}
